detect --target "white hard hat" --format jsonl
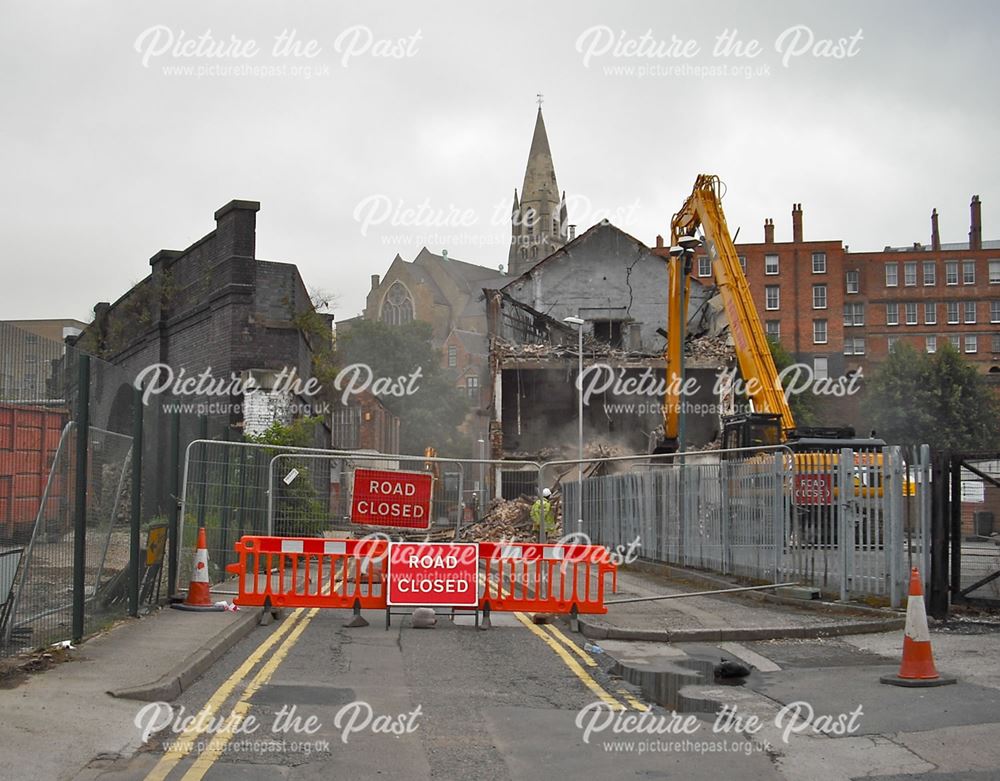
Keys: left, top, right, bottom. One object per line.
{"left": 542, "top": 488, "right": 552, "bottom": 498}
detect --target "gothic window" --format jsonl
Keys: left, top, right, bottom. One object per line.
{"left": 552, "top": 218, "right": 558, "bottom": 235}
{"left": 380, "top": 282, "right": 414, "bottom": 326}
{"left": 520, "top": 247, "right": 527, "bottom": 260}
{"left": 531, "top": 246, "right": 538, "bottom": 260}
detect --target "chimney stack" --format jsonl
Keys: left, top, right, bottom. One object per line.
{"left": 970, "top": 195, "right": 982, "bottom": 251}
{"left": 931, "top": 209, "right": 941, "bottom": 251}
{"left": 370, "top": 274, "right": 380, "bottom": 291}
{"left": 792, "top": 203, "right": 803, "bottom": 243}
{"left": 764, "top": 218, "right": 774, "bottom": 244}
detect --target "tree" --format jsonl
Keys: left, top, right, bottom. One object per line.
{"left": 869, "top": 342, "right": 1000, "bottom": 451}
{"left": 335, "top": 320, "right": 471, "bottom": 456}
{"left": 766, "top": 337, "right": 818, "bottom": 426}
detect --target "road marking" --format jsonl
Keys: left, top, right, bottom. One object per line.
{"left": 512, "top": 611, "right": 625, "bottom": 710}
{"left": 543, "top": 624, "right": 596, "bottom": 666}
{"left": 143, "top": 607, "right": 306, "bottom": 781}
{"left": 718, "top": 641, "right": 781, "bottom": 672}
{"left": 480, "top": 573, "right": 628, "bottom": 711}
{"left": 180, "top": 608, "right": 320, "bottom": 781}
{"left": 614, "top": 686, "right": 650, "bottom": 712}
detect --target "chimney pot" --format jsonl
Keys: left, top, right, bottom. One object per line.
{"left": 970, "top": 195, "right": 982, "bottom": 251}
{"left": 792, "top": 203, "right": 803, "bottom": 243}
{"left": 764, "top": 218, "right": 775, "bottom": 244}
{"left": 931, "top": 208, "right": 941, "bottom": 252}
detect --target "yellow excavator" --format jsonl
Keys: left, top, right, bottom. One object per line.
{"left": 658, "top": 175, "right": 910, "bottom": 525}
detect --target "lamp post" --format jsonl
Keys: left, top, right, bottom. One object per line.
{"left": 668, "top": 236, "right": 702, "bottom": 454}
{"left": 477, "top": 437, "right": 485, "bottom": 519}
{"left": 563, "top": 315, "right": 585, "bottom": 531}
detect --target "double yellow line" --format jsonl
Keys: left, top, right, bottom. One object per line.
{"left": 145, "top": 604, "right": 321, "bottom": 780}
{"left": 483, "top": 575, "right": 647, "bottom": 712}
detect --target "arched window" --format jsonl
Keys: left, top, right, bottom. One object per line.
{"left": 380, "top": 282, "right": 414, "bottom": 326}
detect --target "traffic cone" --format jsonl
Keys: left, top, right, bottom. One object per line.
{"left": 880, "top": 567, "right": 956, "bottom": 687}
{"left": 171, "top": 527, "right": 224, "bottom": 612}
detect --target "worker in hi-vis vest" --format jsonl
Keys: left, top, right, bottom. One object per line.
{"left": 531, "top": 488, "right": 557, "bottom": 537}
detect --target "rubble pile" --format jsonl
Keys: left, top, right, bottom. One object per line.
{"left": 460, "top": 495, "right": 563, "bottom": 541}
{"left": 685, "top": 333, "right": 734, "bottom": 362}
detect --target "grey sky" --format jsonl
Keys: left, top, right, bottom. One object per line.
{"left": 2, "top": 1, "right": 998, "bottom": 324}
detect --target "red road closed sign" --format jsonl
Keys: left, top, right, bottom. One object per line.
{"left": 387, "top": 542, "right": 479, "bottom": 607}
{"left": 794, "top": 473, "right": 833, "bottom": 506}
{"left": 351, "top": 468, "right": 434, "bottom": 529}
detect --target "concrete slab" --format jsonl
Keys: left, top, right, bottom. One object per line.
{"left": 749, "top": 666, "right": 1000, "bottom": 735}
{"left": 481, "top": 705, "right": 783, "bottom": 781}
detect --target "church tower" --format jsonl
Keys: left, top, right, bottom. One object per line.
{"left": 508, "top": 103, "right": 569, "bottom": 276}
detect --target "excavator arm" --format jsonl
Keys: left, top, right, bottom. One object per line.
{"left": 663, "top": 175, "right": 796, "bottom": 447}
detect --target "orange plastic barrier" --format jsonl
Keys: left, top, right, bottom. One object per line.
{"left": 226, "top": 536, "right": 617, "bottom": 616}
{"left": 478, "top": 542, "right": 617, "bottom": 615}
{"left": 225, "top": 535, "right": 388, "bottom": 610}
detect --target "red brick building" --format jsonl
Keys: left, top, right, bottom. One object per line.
{"left": 722, "top": 196, "right": 1000, "bottom": 380}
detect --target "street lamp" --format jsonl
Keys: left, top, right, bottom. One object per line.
{"left": 668, "top": 236, "right": 701, "bottom": 454}
{"left": 563, "top": 315, "right": 585, "bottom": 532}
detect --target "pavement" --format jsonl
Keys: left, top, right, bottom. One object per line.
{"left": 578, "top": 565, "right": 905, "bottom": 641}
{"left": 0, "top": 599, "right": 256, "bottom": 781}
{"left": 0, "top": 564, "right": 997, "bottom": 780}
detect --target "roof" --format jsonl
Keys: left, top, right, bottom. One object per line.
{"left": 500, "top": 219, "right": 664, "bottom": 289}
{"left": 448, "top": 329, "right": 488, "bottom": 356}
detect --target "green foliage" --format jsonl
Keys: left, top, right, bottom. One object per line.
{"left": 245, "top": 417, "right": 327, "bottom": 535}
{"left": 869, "top": 342, "right": 1000, "bottom": 451}
{"left": 335, "top": 320, "right": 471, "bottom": 455}
{"left": 766, "top": 337, "right": 818, "bottom": 426}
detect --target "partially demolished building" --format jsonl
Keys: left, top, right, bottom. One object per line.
{"left": 485, "top": 221, "right": 734, "bottom": 469}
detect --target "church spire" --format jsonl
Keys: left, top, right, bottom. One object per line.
{"left": 508, "top": 103, "right": 568, "bottom": 276}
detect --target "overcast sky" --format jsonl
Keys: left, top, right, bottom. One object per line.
{"left": 2, "top": 1, "right": 998, "bottom": 324}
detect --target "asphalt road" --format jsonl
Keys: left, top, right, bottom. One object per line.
{"left": 91, "top": 607, "right": 781, "bottom": 781}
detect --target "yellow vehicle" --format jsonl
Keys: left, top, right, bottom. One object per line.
{"left": 659, "top": 175, "right": 912, "bottom": 525}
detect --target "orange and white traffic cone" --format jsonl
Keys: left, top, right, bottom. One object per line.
{"left": 880, "top": 567, "right": 956, "bottom": 687}
{"left": 171, "top": 527, "right": 224, "bottom": 612}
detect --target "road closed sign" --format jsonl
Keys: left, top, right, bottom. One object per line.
{"left": 387, "top": 542, "right": 479, "bottom": 607}
{"left": 794, "top": 473, "right": 833, "bottom": 505}
{"left": 351, "top": 468, "right": 434, "bottom": 529}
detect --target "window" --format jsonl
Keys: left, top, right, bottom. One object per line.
{"left": 885, "top": 262, "right": 898, "bottom": 287}
{"left": 465, "top": 376, "right": 479, "bottom": 397}
{"left": 886, "top": 303, "right": 899, "bottom": 326}
{"left": 380, "top": 282, "right": 414, "bottom": 326}
{"left": 738, "top": 255, "right": 747, "bottom": 273}
{"left": 926, "top": 335, "right": 937, "bottom": 353}
{"left": 844, "top": 337, "right": 866, "bottom": 355}
{"left": 812, "top": 253, "right": 827, "bottom": 274}
{"left": 923, "top": 261, "right": 936, "bottom": 286}
{"left": 24, "top": 353, "right": 37, "bottom": 364}
{"left": 813, "top": 356, "right": 829, "bottom": 379}
{"left": 925, "top": 302, "right": 937, "bottom": 325}
{"left": 992, "top": 301, "right": 1000, "bottom": 324}
{"left": 846, "top": 270, "right": 859, "bottom": 294}
{"left": 593, "top": 320, "right": 624, "bottom": 347}
{"left": 965, "top": 334, "right": 978, "bottom": 353}
{"left": 765, "top": 254, "right": 779, "bottom": 275}
{"left": 887, "top": 335, "right": 900, "bottom": 351}
{"left": 905, "top": 302, "right": 917, "bottom": 325}
{"left": 950, "top": 334, "right": 961, "bottom": 349}
{"left": 963, "top": 260, "right": 976, "bottom": 285}
{"left": 765, "top": 285, "right": 780, "bottom": 310}
{"left": 965, "top": 301, "right": 977, "bottom": 324}
{"left": 946, "top": 261, "right": 959, "bottom": 285}
{"left": 698, "top": 256, "right": 712, "bottom": 277}
{"left": 447, "top": 345, "right": 457, "bottom": 368}
{"left": 844, "top": 302, "right": 864, "bottom": 326}
{"left": 990, "top": 260, "right": 1000, "bottom": 284}
{"left": 813, "top": 319, "right": 828, "bottom": 344}
{"left": 904, "top": 261, "right": 917, "bottom": 287}
{"left": 765, "top": 320, "right": 780, "bottom": 340}
{"left": 947, "top": 301, "right": 959, "bottom": 324}
{"left": 812, "top": 284, "right": 827, "bottom": 309}
{"left": 552, "top": 217, "right": 559, "bottom": 235}
{"left": 993, "top": 334, "right": 1000, "bottom": 353}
